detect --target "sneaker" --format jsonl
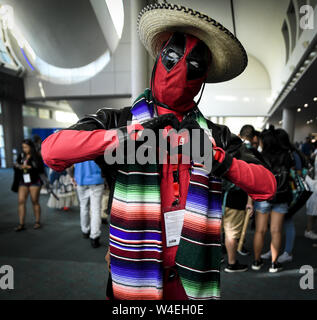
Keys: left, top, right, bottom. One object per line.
{"left": 224, "top": 261, "right": 248, "bottom": 273}
{"left": 261, "top": 250, "right": 272, "bottom": 260}
{"left": 91, "top": 237, "right": 100, "bottom": 248}
{"left": 304, "top": 230, "right": 317, "bottom": 240}
{"left": 269, "top": 262, "right": 283, "bottom": 273}
{"left": 82, "top": 232, "right": 90, "bottom": 239}
{"left": 277, "top": 252, "right": 293, "bottom": 264}
{"left": 14, "top": 224, "right": 26, "bottom": 232}
{"left": 251, "top": 259, "right": 264, "bottom": 271}
{"left": 237, "top": 246, "right": 250, "bottom": 256}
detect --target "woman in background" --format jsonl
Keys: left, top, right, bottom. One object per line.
{"left": 305, "top": 144, "right": 317, "bottom": 240}
{"left": 252, "top": 126, "right": 294, "bottom": 273}
{"left": 12, "top": 139, "right": 45, "bottom": 231}
{"left": 261, "top": 129, "right": 303, "bottom": 263}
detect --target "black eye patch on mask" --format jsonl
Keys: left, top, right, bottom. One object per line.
{"left": 161, "top": 32, "right": 185, "bottom": 71}
{"left": 186, "top": 41, "right": 210, "bottom": 80}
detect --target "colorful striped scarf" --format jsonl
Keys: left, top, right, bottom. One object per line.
{"left": 109, "top": 89, "right": 222, "bottom": 300}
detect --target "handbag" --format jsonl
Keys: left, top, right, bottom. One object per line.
{"left": 286, "top": 169, "right": 312, "bottom": 218}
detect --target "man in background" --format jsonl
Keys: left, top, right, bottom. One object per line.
{"left": 302, "top": 136, "right": 314, "bottom": 159}
{"left": 73, "top": 160, "right": 104, "bottom": 248}
{"left": 223, "top": 125, "right": 261, "bottom": 272}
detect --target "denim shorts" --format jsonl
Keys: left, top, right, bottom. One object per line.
{"left": 254, "top": 201, "right": 288, "bottom": 214}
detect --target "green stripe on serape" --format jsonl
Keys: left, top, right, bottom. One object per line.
{"left": 132, "top": 88, "right": 152, "bottom": 106}
{"left": 176, "top": 240, "right": 221, "bottom": 271}
{"left": 118, "top": 164, "right": 159, "bottom": 173}
{"left": 179, "top": 278, "right": 220, "bottom": 299}
{"left": 116, "top": 173, "right": 160, "bottom": 186}
{"left": 114, "top": 182, "right": 161, "bottom": 202}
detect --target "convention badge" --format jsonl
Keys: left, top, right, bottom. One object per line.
{"left": 164, "top": 209, "right": 185, "bottom": 247}
{"left": 23, "top": 173, "right": 31, "bottom": 183}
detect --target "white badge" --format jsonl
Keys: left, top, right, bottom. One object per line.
{"left": 23, "top": 174, "right": 31, "bottom": 183}
{"left": 164, "top": 209, "right": 185, "bottom": 247}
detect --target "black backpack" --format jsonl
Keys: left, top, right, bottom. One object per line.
{"left": 263, "top": 152, "right": 293, "bottom": 204}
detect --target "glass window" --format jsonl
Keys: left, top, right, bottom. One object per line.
{"left": 23, "top": 126, "right": 32, "bottom": 139}
{"left": 0, "top": 124, "right": 6, "bottom": 168}
{"left": 39, "top": 108, "right": 51, "bottom": 119}
{"left": 23, "top": 106, "right": 38, "bottom": 117}
{"left": 55, "top": 111, "right": 78, "bottom": 123}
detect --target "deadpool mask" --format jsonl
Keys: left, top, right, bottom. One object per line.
{"left": 151, "top": 32, "right": 211, "bottom": 113}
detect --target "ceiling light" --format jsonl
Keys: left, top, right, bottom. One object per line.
{"left": 304, "top": 104, "right": 308, "bottom": 108}
{"left": 304, "top": 59, "right": 310, "bottom": 65}
{"left": 297, "top": 108, "right": 301, "bottom": 112}
{"left": 314, "top": 97, "right": 317, "bottom": 102}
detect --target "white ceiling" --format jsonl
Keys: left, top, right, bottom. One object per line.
{"left": 0, "top": 0, "right": 108, "bottom": 68}
{"left": 173, "top": 0, "right": 290, "bottom": 89}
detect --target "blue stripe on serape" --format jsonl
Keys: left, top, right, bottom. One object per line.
{"left": 110, "top": 226, "right": 162, "bottom": 242}
{"left": 110, "top": 240, "right": 162, "bottom": 252}
{"left": 131, "top": 98, "right": 154, "bottom": 122}
{"left": 111, "top": 257, "right": 163, "bottom": 287}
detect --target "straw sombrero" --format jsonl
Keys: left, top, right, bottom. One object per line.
{"left": 137, "top": 2, "right": 248, "bottom": 83}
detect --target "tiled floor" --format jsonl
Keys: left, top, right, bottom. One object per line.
{"left": 0, "top": 169, "right": 316, "bottom": 300}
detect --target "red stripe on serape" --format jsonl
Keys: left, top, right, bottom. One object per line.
{"left": 111, "top": 245, "right": 162, "bottom": 260}
{"left": 181, "top": 226, "right": 221, "bottom": 243}
{"left": 190, "top": 173, "right": 209, "bottom": 185}
{"left": 210, "top": 181, "right": 222, "bottom": 192}
{"left": 111, "top": 206, "right": 161, "bottom": 220}
{"left": 111, "top": 215, "right": 162, "bottom": 230}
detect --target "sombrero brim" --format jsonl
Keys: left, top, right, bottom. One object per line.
{"left": 137, "top": 3, "right": 248, "bottom": 83}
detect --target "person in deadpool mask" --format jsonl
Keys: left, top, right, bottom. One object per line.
{"left": 41, "top": 3, "right": 276, "bottom": 300}
{"left": 152, "top": 32, "right": 211, "bottom": 113}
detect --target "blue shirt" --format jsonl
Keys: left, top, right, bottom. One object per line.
{"left": 74, "top": 161, "right": 104, "bottom": 186}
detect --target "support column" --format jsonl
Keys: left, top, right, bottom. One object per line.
{"left": 282, "top": 107, "right": 295, "bottom": 142}
{"left": 131, "top": 0, "right": 148, "bottom": 102}
{"left": 2, "top": 100, "right": 24, "bottom": 167}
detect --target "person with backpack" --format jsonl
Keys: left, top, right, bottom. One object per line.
{"left": 252, "top": 126, "right": 294, "bottom": 273}
{"left": 260, "top": 129, "right": 304, "bottom": 263}
{"left": 305, "top": 146, "right": 317, "bottom": 240}
{"left": 41, "top": 3, "right": 277, "bottom": 300}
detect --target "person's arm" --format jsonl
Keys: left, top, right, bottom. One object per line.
{"left": 214, "top": 150, "right": 276, "bottom": 201}
{"left": 41, "top": 108, "right": 179, "bottom": 172}
{"left": 245, "top": 196, "right": 254, "bottom": 217}
{"left": 41, "top": 108, "right": 125, "bottom": 172}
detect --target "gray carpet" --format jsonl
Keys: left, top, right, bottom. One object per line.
{"left": 0, "top": 168, "right": 316, "bottom": 300}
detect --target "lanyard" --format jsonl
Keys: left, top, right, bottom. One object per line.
{"left": 171, "top": 154, "right": 182, "bottom": 206}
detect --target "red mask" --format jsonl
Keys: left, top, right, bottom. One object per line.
{"left": 151, "top": 32, "right": 210, "bottom": 113}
